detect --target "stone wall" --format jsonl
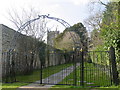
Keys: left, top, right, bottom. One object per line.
{"left": 1, "top": 24, "right": 40, "bottom": 80}
{"left": 2, "top": 24, "right": 17, "bottom": 51}
{"left": 47, "top": 31, "right": 59, "bottom": 47}
{"left": 1, "top": 24, "right": 67, "bottom": 82}
{"left": 45, "top": 48, "right": 65, "bottom": 67}
{"left": 45, "top": 31, "right": 66, "bottom": 67}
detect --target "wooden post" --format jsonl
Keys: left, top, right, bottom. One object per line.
{"left": 109, "top": 46, "right": 119, "bottom": 85}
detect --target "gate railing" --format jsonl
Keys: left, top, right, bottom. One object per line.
{"left": 79, "top": 46, "right": 119, "bottom": 87}
{"left": 2, "top": 46, "right": 119, "bottom": 86}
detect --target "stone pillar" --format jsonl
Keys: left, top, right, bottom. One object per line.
{"left": 109, "top": 46, "right": 119, "bottom": 85}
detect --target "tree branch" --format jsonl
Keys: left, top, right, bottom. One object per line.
{"left": 98, "top": 0, "right": 108, "bottom": 7}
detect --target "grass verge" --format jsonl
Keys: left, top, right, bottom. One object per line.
{"left": 2, "top": 63, "right": 72, "bottom": 89}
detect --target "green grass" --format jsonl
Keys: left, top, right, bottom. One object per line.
{"left": 53, "top": 62, "right": 113, "bottom": 88}
{"left": 84, "top": 63, "right": 111, "bottom": 87}
{"left": 2, "top": 82, "right": 28, "bottom": 89}
{"left": 2, "top": 63, "right": 72, "bottom": 89}
{"left": 51, "top": 85, "right": 120, "bottom": 89}
{"left": 16, "top": 63, "right": 72, "bottom": 82}
{"left": 2, "top": 62, "right": 119, "bottom": 89}
{"left": 99, "top": 85, "right": 120, "bottom": 88}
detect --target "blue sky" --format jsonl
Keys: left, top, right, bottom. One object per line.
{"left": 0, "top": 0, "right": 108, "bottom": 31}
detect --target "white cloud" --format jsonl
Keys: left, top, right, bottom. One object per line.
{"left": 70, "top": 0, "right": 91, "bottom": 5}
{"left": 70, "top": 0, "right": 109, "bottom": 5}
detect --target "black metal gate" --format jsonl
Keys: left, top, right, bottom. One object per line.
{"left": 78, "top": 50, "right": 112, "bottom": 87}
{"left": 39, "top": 46, "right": 119, "bottom": 87}
{"left": 39, "top": 50, "right": 76, "bottom": 85}
{"left": 2, "top": 46, "right": 119, "bottom": 87}
{"left": 74, "top": 46, "right": 119, "bottom": 87}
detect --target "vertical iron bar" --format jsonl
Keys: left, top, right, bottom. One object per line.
{"left": 109, "top": 51, "right": 113, "bottom": 86}
{"left": 74, "top": 56, "right": 77, "bottom": 86}
{"left": 72, "top": 53, "right": 74, "bottom": 85}
{"left": 100, "top": 52, "right": 102, "bottom": 86}
{"left": 40, "top": 60, "right": 42, "bottom": 84}
{"left": 80, "top": 51, "right": 84, "bottom": 86}
{"left": 66, "top": 63, "right": 67, "bottom": 85}
{"left": 73, "top": 53, "right": 77, "bottom": 86}
{"left": 92, "top": 51, "right": 94, "bottom": 85}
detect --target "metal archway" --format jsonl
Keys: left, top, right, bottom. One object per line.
{"left": 10, "top": 14, "right": 78, "bottom": 50}
{"left": 5, "top": 15, "right": 81, "bottom": 83}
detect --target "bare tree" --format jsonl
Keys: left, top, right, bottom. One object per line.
{"left": 84, "top": 11, "right": 103, "bottom": 31}
{"left": 7, "top": 8, "right": 47, "bottom": 74}
{"left": 83, "top": 0, "right": 108, "bottom": 50}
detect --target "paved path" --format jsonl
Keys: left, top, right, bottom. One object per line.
{"left": 18, "top": 63, "right": 80, "bottom": 89}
